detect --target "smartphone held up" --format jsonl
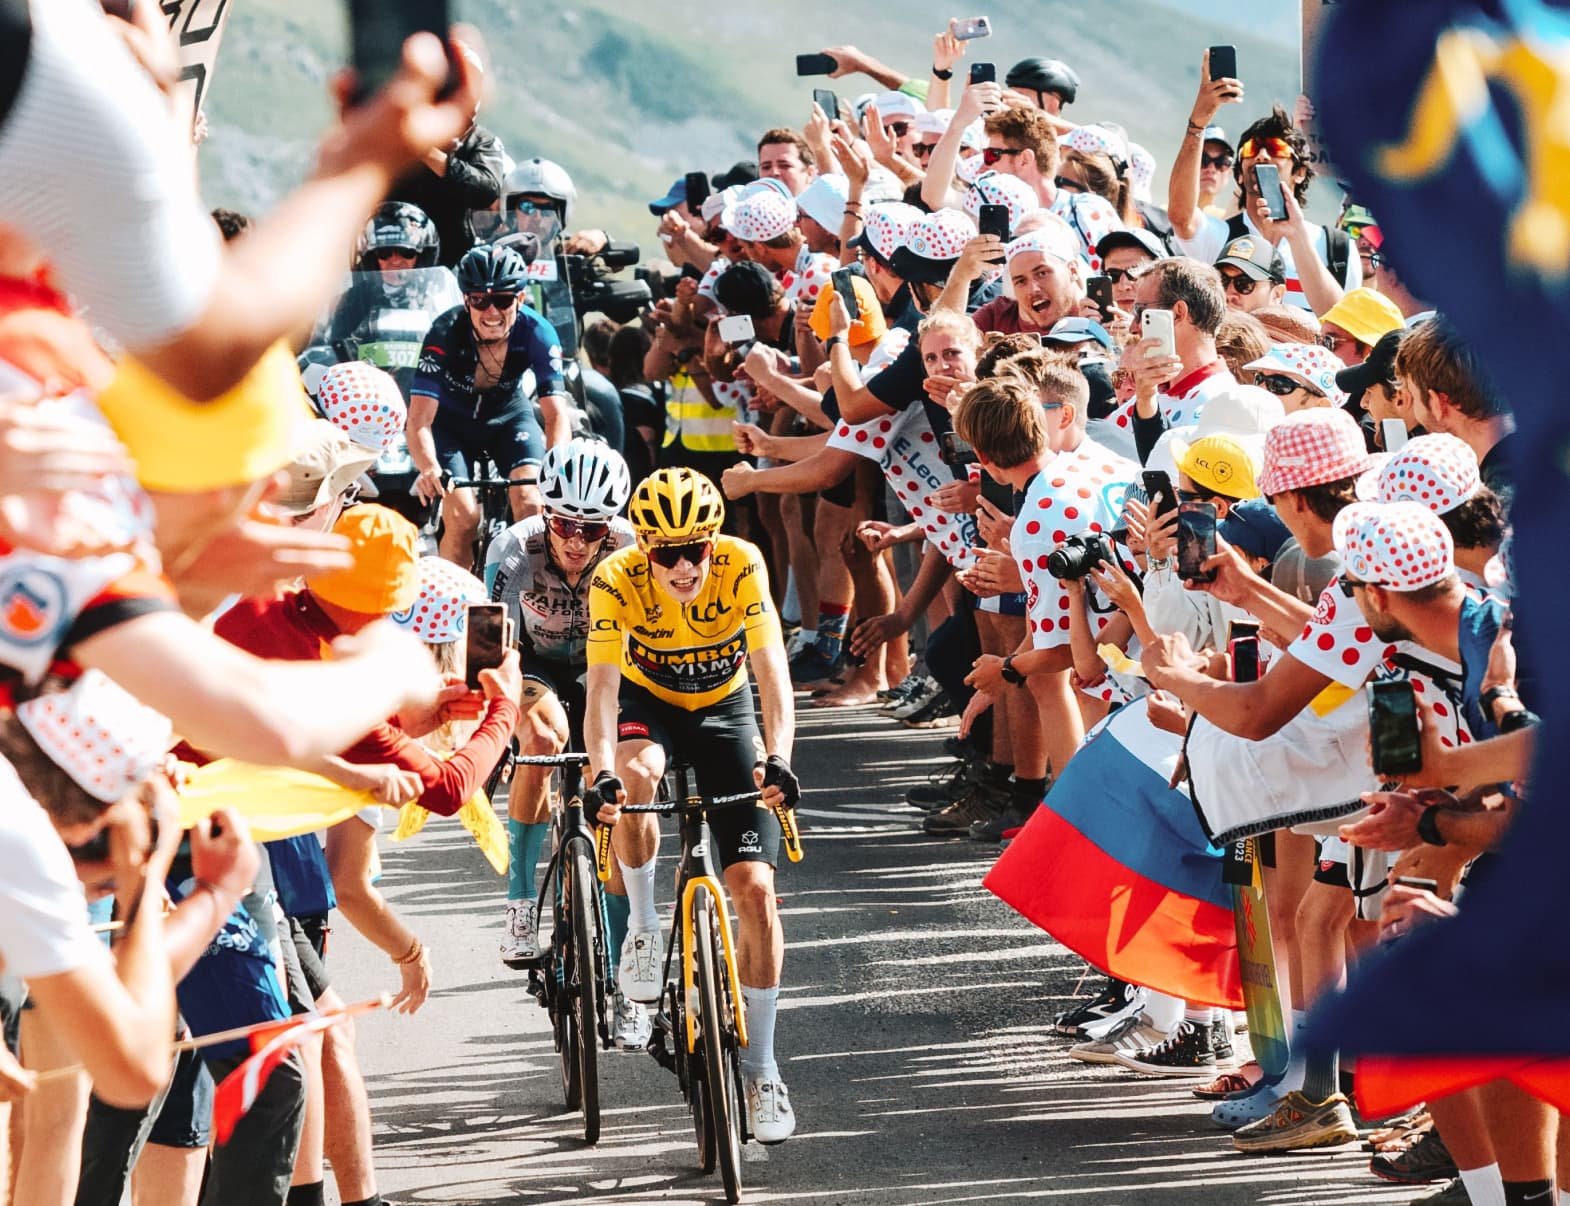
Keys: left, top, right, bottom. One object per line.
{"left": 347, "top": 0, "right": 457, "bottom": 105}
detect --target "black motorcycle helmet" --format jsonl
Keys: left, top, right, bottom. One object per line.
{"left": 355, "top": 202, "right": 441, "bottom": 270}
{"left": 457, "top": 244, "right": 529, "bottom": 293}
{"left": 1005, "top": 58, "right": 1081, "bottom": 107}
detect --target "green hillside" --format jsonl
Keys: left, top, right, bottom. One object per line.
{"left": 198, "top": 1, "right": 1308, "bottom": 250}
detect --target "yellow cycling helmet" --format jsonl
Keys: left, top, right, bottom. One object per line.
{"left": 628, "top": 467, "right": 725, "bottom": 543}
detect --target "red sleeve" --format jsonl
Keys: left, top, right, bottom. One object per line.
{"left": 337, "top": 701, "right": 521, "bottom": 818}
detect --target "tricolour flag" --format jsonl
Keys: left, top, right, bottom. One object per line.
{"left": 984, "top": 704, "right": 1242, "bottom": 1008}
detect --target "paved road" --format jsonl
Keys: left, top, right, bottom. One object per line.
{"left": 331, "top": 703, "right": 1422, "bottom": 1206}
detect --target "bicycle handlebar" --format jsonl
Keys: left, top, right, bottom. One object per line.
{"left": 592, "top": 789, "right": 804, "bottom": 881}
{"left": 616, "top": 790, "right": 762, "bottom": 815}
{"left": 447, "top": 477, "right": 517, "bottom": 490}
{"left": 511, "top": 752, "right": 590, "bottom": 767}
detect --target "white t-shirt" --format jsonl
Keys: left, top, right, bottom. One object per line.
{"left": 1173, "top": 211, "right": 1363, "bottom": 312}
{"left": 1010, "top": 437, "right": 1139, "bottom": 651}
{"left": 0, "top": 0, "right": 221, "bottom": 348}
{"left": 0, "top": 758, "right": 109, "bottom": 981}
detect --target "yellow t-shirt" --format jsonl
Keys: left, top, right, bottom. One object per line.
{"left": 586, "top": 535, "right": 780, "bottom": 710}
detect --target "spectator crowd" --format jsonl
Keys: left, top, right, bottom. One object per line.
{"left": 0, "top": 2, "right": 1550, "bottom": 1205}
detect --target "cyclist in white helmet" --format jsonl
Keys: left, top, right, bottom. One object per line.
{"left": 485, "top": 440, "right": 655, "bottom": 1044}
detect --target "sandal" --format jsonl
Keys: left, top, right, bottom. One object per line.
{"left": 1193, "top": 1063, "right": 1264, "bottom": 1100}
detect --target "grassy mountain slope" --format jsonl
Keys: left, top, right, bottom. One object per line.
{"left": 199, "top": 1, "right": 1305, "bottom": 245}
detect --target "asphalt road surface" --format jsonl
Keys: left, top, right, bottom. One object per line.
{"left": 331, "top": 702, "right": 1424, "bottom": 1206}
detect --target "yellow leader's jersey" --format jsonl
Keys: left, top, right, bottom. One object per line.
{"left": 586, "top": 535, "right": 781, "bottom": 710}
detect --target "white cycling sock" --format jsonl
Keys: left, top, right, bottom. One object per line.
{"left": 619, "top": 854, "right": 660, "bottom": 932}
{"left": 740, "top": 985, "right": 780, "bottom": 1079}
{"left": 1144, "top": 991, "right": 1184, "bottom": 1032}
{"left": 1459, "top": 1164, "right": 1505, "bottom": 1206}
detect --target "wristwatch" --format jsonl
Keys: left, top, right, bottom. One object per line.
{"left": 1499, "top": 707, "right": 1540, "bottom": 734}
{"left": 1479, "top": 684, "right": 1519, "bottom": 725}
{"left": 825, "top": 335, "right": 846, "bottom": 351}
{"left": 1416, "top": 806, "right": 1447, "bottom": 847}
{"left": 1147, "top": 556, "right": 1173, "bottom": 573}
{"left": 1000, "top": 654, "right": 1027, "bottom": 687}
{"left": 932, "top": 64, "right": 954, "bottom": 80}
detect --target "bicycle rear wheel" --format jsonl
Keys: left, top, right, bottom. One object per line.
{"left": 569, "top": 839, "right": 603, "bottom": 1144}
{"left": 694, "top": 888, "right": 743, "bottom": 1203}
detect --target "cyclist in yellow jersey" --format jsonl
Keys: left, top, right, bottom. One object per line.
{"left": 584, "top": 467, "right": 800, "bottom": 1143}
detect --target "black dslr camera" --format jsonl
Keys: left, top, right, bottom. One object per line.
{"left": 1045, "top": 531, "right": 1119, "bottom": 581}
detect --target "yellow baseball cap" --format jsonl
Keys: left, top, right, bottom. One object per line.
{"left": 1320, "top": 287, "right": 1405, "bottom": 347}
{"left": 1171, "top": 433, "right": 1262, "bottom": 500}
{"left": 95, "top": 341, "right": 313, "bottom": 494}
{"left": 308, "top": 505, "right": 420, "bottom": 615}
{"left": 809, "top": 274, "right": 888, "bottom": 347}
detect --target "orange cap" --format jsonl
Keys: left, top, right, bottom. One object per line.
{"left": 309, "top": 504, "right": 420, "bottom": 615}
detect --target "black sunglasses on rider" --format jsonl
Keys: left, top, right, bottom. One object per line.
{"left": 647, "top": 540, "right": 713, "bottom": 569}
{"left": 547, "top": 515, "right": 611, "bottom": 543}
{"left": 373, "top": 246, "right": 417, "bottom": 261}
{"left": 466, "top": 291, "right": 519, "bottom": 312}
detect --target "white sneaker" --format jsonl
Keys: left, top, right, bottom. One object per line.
{"left": 1068, "top": 1013, "right": 1171, "bottom": 1065}
{"left": 618, "top": 928, "right": 663, "bottom": 1003}
{"left": 745, "top": 1073, "right": 796, "bottom": 1144}
{"left": 500, "top": 901, "right": 537, "bottom": 967}
{"left": 611, "top": 990, "right": 653, "bottom": 1051}
{"left": 784, "top": 627, "right": 813, "bottom": 660}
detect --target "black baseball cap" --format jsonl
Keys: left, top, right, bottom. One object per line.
{"left": 1215, "top": 234, "right": 1285, "bottom": 284}
{"left": 1095, "top": 227, "right": 1168, "bottom": 263}
{"left": 1335, "top": 327, "right": 1407, "bottom": 397}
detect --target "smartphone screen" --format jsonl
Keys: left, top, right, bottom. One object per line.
{"left": 940, "top": 431, "right": 978, "bottom": 465}
{"left": 830, "top": 268, "right": 860, "bottom": 321}
{"left": 1208, "top": 45, "right": 1238, "bottom": 81}
{"left": 1175, "top": 501, "right": 1218, "bottom": 583}
{"left": 812, "top": 87, "right": 839, "bottom": 120}
{"left": 1227, "top": 620, "right": 1260, "bottom": 644}
{"left": 1368, "top": 680, "right": 1422, "bottom": 776}
{"left": 796, "top": 52, "right": 838, "bottom": 76}
{"left": 969, "top": 62, "right": 996, "bottom": 85}
{"left": 1254, "top": 162, "right": 1287, "bottom": 221}
{"left": 1141, "top": 470, "right": 1178, "bottom": 518}
{"left": 1230, "top": 635, "right": 1261, "bottom": 683}
{"left": 348, "top": 0, "right": 450, "bottom": 105}
{"left": 1086, "top": 275, "right": 1114, "bottom": 320}
{"left": 464, "top": 603, "right": 507, "bottom": 690}
{"left": 683, "top": 171, "right": 710, "bottom": 211}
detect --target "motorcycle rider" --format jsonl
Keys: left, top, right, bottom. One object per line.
{"left": 324, "top": 202, "right": 462, "bottom": 352}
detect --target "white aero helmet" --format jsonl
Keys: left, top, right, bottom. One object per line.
{"left": 540, "top": 438, "right": 631, "bottom": 520}
{"left": 390, "top": 556, "right": 488, "bottom": 644}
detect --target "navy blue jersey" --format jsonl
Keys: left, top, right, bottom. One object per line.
{"left": 412, "top": 303, "right": 566, "bottom": 420}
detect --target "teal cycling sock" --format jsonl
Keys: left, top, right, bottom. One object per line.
{"left": 604, "top": 892, "right": 630, "bottom": 974}
{"left": 507, "top": 820, "right": 550, "bottom": 902}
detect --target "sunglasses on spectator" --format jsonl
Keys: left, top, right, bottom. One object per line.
{"left": 1220, "top": 271, "right": 1261, "bottom": 295}
{"left": 373, "top": 246, "right": 417, "bottom": 261}
{"left": 1316, "top": 332, "right": 1360, "bottom": 352}
{"left": 1338, "top": 575, "right": 1387, "bottom": 597}
{"left": 1256, "top": 372, "right": 1319, "bottom": 397}
{"left": 466, "top": 292, "right": 519, "bottom": 311}
{"left": 1365, "top": 252, "right": 1388, "bottom": 268}
{"left": 1177, "top": 488, "right": 1217, "bottom": 504}
{"left": 913, "top": 141, "right": 938, "bottom": 159}
{"left": 1239, "top": 136, "right": 1296, "bottom": 162}
{"left": 982, "top": 146, "right": 1026, "bottom": 166}
{"left": 547, "top": 515, "right": 610, "bottom": 543}
{"left": 884, "top": 121, "right": 912, "bottom": 137}
{"left": 1201, "top": 152, "right": 1234, "bottom": 170}
{"left": 647, "top": 540, "right": 713, "bottom": 569}
{"left": 1054, "top": 175, "right": 1086, "bottom": 194}
{"left": 1104, "top": 266, "right": 1144, "bottom": 284}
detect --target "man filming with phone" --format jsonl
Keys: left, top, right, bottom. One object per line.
{"left": 1167, "top": 51, "right": 1360, "bottom": 316}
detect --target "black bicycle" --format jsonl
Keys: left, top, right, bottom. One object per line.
{"left": 519, "top": 751, "right": 610, "bottom": 1144}
{"left": 595, "top": 763, "right": 802, "bottom": 1203}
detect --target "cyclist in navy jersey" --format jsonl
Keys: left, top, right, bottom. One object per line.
{"left": 409, "top": 243, "right": 571, "bottom": 564}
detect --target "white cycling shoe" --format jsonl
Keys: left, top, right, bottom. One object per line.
{"left": 611, "top": 991, "right": 653, "bottom": 1050}
{"left": 618, "top": 928, "right": 663, "bottom": 1003}
{"left": 745, "top": 1073, "right": 796, "bottom": 1144}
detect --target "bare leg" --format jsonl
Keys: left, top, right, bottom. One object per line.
{"left": 316, "top": 986, "right": 378, "bottom": 1203}
{"left": 725, "top": 861, "right": 783, "bottom": 989}
{"left": 14, "top": 1011, "right": 88, "bottom": 1206}
{"left": 507, "top": 467, "right": 542, "bottom": 522}
{"left": 131, "top": 1144, "right": 205, "bottom": 1206}
{"left": 780, "top": 492, "right": 818, "bottom": 632}
{"left": 437, "top": 486, "right": 479, "bottom": 567}
{"left": 289, "top": 1032, "right": 324, "bottom": 1189}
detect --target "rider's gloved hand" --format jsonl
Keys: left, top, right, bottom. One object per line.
{"left": 587, "top": 771, "right": 625, "bottom": 827}
{"left": 759, "top": 754, "right": 801, "bottom": 809}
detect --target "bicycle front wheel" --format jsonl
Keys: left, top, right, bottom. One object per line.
{"left": 569, "top": 838, "right": 603, "bottom": 1144}
{"left": 694, "top": 887, "right": 743, "bottom": 1204}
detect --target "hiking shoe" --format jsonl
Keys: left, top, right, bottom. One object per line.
{"left": 1054, "top": 978, "right": 1144, "bottom": 1036}
{"left": 745, "top": 1074, "right": 796, "bottom": 1144}
{"left": 901, "top": 690, "right": 958, "bottom": 728}
{"left": 906, "top": 758, "right": 982, "bottom": 810}
{"left": 1232, "top": 1090, "right": 1359, "bottom": 1153}
{"left": 790, "top": 644, "right": 841, "bottom": 686}
{"left": 617, "top": 928, "right": 663, "bottom": 1004}
{"left": 1069, "top": 1014, "right": 1171, "bottom": 1065}
{"left": 1210, "top": 1017, "right": 1235, "bottom": 1065}
{"left": 1411, "top": 1180, "right": 1470, "bottom": 1205}
{"left": 611, "top": 991, "right": 653, "bottom": 1051}
{"left": 1371, "top": 1128, "right": 1458, "bottom": 1185}
{"left": 922, "top": 784, "right": 1007, "bottom": 837}
{"left": 968, "top": 799, "right": 1033, "bottom": 841}
{"left": 890, "top": 678, "right": 943, "bottom": 719}
{"left": 879, "top": 674, "right": 928, "bottom": 708}
{"left": 500, "top": 901, "right": 537, "bottom": 968}
{"left": 1114, "top": 1019, "right": 1217, "bottom": 1077}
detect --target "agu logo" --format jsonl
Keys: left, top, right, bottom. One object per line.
{"left": 0, "top": 568, "right": 68, "bottom": 647}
